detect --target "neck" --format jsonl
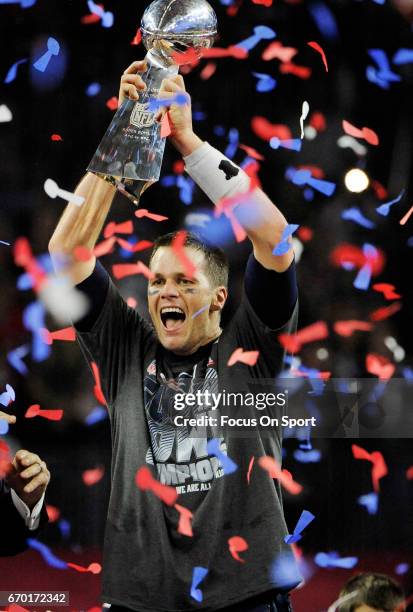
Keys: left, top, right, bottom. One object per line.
{"left": 171, "top": 327, "right": 222, "bottom": 356}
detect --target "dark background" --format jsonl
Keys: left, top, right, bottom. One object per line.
{"left": 0, "top": 0, "right": 413, "bottom": 609}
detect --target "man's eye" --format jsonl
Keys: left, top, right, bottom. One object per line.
{"left": 153, "top": 279, "right": 163, "bottom": 286}
{"left": 180, "top": 278, "right": 193, "bottom": 284}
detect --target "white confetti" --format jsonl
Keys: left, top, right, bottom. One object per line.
{"left": 44, "top": 178, "right": 85, "bottom": 206}
{"left": 337, "top": 135, "right": 367, "bottom": 156}
{"left": 300, "top": 100, "right": 310, "bottom": 139}
{"left": 0, "top": 104, "right": 12, "bottom": 123}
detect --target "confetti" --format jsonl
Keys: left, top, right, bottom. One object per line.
{"left": 190, "top": 566, "right": 208, "bottom": 602}
{"left": 227, "top": 347, "right": 259, "bottom": 367}
{"left": 191, "top": 304, "right": 209, "bottom": 319}
{"left": 42, "top": 326, "right": 76, "bottom": 344}
{"left": 87, "top": 0, "right": 113, "bottom": 27}
{"left": 252, "top": 72, "right": 277, "bottom": 92}
{"left": 25, "top": 404, "right": 63, "bottom": 421}
{"left": 393, "top": 48, "right": 413, "bottom": 65}
{"left": 135, "top": 466, "right": 178, "bottom": 505}
{"left": 251, "top": 116, "right": 292, "bottom": 141}
{"left": 400, "top": 204, "right": 413, "bottom": 226}
{"left": 247, "top": 456, "right": 255, "bottom": 484}
{"left": 23, "top": 301, "right": 50, "bottom": 362}
{"left": 174, "top": 503, "right": 194, "bottom": 536}
{"left": 33, "top": 37, "right": 60, "bottom": 73}
{"left": 273, "top": 224, "right": 299, "bottom": 256}
{"left": 294, "top": 449, "right": 322, "bottom": 463}
{"left": 7, "top": 344, "right": 30, "bottom": 375}
{"left": 333, "top": 320, "right": 373, "bottom": 337}
{"left": 103, "top": 220, "right": 133, "bottom": 238}
{"left": 307, "top": 41, "right": 328, "bottom": 72}
{"left": 308, "top": 2, "right": 338, "bottom": 42}
{"left": 44, "top": 178, "right": 85, "bottom": 206}
{"left": 131, "top": 28, "right": 142, "bottom": 45}
{"left": 228, "top": 536, "right": 248, "bottom": 562}
{"left": 0, "top": 104, "right": 13, "bottom": 122}
{"left": 289, "top": 168, "right": 336, "bottom": 196}
{"left": 366, "top": 353, "right": 395, "bottom": 382}
{"left": 235, "top": 26, "right": 277, "bottom": 52}
{"left": 298, "top": 101, "right": 310, "bottom": 139}
{"left": 91, "top": 361, "right": 107, "bottom": 405}
{"left": 352, "top": 444, "right": 388, "bottom": 491}
{"left": 279, "top": 321, "right": 328, "bottom": 353}
{"left": 369, "top": 302, "right": 402, "bottom": 322}
{"left": 85, "top": 406, "right": 108, "bottom": 426}
{"left": 171, "top": 231, "right": 196, "bottom": 278}
{"left": 367, "top": 49, "right": 401, "bottom": 88}
{"left": 262, "top": 41, "right": 297, "bottom": 63}
{"left": 0, "top": 384, "right": 15, "bottom": 407}
{"left": 27, "top": 539, "right": 68, "bottom": 569}
{"left": 116, "top": 238, "right": 153, "bottom": 253}
{"left": 337, "top": 135, "right": 367, "bottom": 156}
{"left": 341, "top": 207, "right": 375, "bottom": 229}
{"left": 202, "top": 45, "right": 248, "bottom": 60}
{"left": 67, "top": 562, "right": 102, "bottom": 574}
{"left": 342, "top": 120, "right": 379, "bottom": 145}
{"left": 279, "top": 62, "right": 312, "bottom": 79}
{"left": 372, "top": 283, "right": 401, "bottom": 300}
{"left": 86, "top": 82, "right": 101, "bottom": 96}
{"left": 376, "top": 190, "right": 405, "bottom": 216}
{"left": 315, "top": 551, "right": 358, "bottom": 569}
{"left": 270, "top": 137, "right": 302, "bottom": 152}
{"left": 148, "top": 92, "right": 188, "bottom": 112}
{"left": 200, "top": 61, "right": 216, "bottom": 80}
{"left": 207, "top": 438, "right": 238, "bottom": 475}
{"left": 0, "top": 0, "right": 36, "bottom": 6}
{"left": 82, "top": 466, "right": 105, "bottom": 486}
{"left": 258, "top": 456, "right": 303, "bottom": 495}
{"left": 0, "top": 420, "right": 9, "bottom": 435}
{"left": 284, "top": 510, "right": 315, "bottom": 544}
{"left": 106, "top": 96, "right": 118, "bottom": 111}
{"left": 357, "top": 492, "right": 378, "bottom": 515}
{"left": 4, "top": 58, "right": 28, "bottom": 84}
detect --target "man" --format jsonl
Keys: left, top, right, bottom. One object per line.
{"left": 334, "top": 573, "right": 406, "bottom": 612}
{"left": 49, "top": 61, "right": 299, "bottom": 611}
{"left": 0, "top": 410, "right": 50, "bottom": 556}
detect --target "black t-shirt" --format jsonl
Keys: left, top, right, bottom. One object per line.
{"left": 75, "top": 255, "right": 301, "bottom": 611}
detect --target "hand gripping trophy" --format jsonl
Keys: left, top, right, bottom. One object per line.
{"left": 87, "top": 0, "right": 217, "bottom": 205}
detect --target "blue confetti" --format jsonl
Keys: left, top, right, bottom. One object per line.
{"left": 27, "top": 539, "right": 68, "bottom": 569}
{"left": 270, "top": 551, "right": 302, "bottom": 589}
{"left": 177, "top": 175, "right": 195, "bottom": 206}
{"left": 294, "top": 449, "right": 322, "bottom": 463}
{"left": 0, "top": 420, "right": 9, "bottom": 435}
{"left": 291, "top": 169, "right": 336, "bottom": 196}
{"left": 86, "top": 82, "right": 101, "bottom": 96}
{"left": 366, "top": 66, "right": 390, "bottom": 89}
{"left": 147, "top": 92, "right": 188, "bottom": 112}
{"left": 224, "top": 128, "right": 239, "bottom": 159}
{"left": 357, "top": 492, "right": 378, "bottom": 515}
{"left": 273, "top": 224, "right": 299, "bottom": 256}
{"left": 207, "top": 438, "right": 238, "bottom": 475}
{"left": 252, "top": 72, "right": 277, "bottom": 93}
{"left": 315, "top": 551, "right": 358, "bottom": 569}
{"left": 0, "top": 384, "right": 15, "bottom": 407}
{"left": 7, "top": 344, "right": 30, "bottom": 375}
{"left": 393, "top": 49, "right": 413, "bottom": 65}
{"left": 58, "top": 518, "right": 71, "bottom": 539}
{"left": 33, "top": 37, "right": 60, "bottom": 73}
{"left": 395, "top": 563, "right": 410, "bottom": 575}
{"left": 308, "top": 2, "right": 339, "bottom": 41}
{"left": 235, "top": 26, "right": 276, "bottom": 52}
{"left": 4, "top": 58, "right": 28, "bottom": 84}
{"left": 341, "top": 207, "right": 376, "bottom": 229}
{"left": 190, "top": 566, "right": 208, "bottom": 602}
{"left": 87, "top": 0, "right": 113, "bottom": 28}
{"left": 367, "top": 49, "right": 401, "bottom": 84}
{"left": 85, "top": 406, "right": 108, "bottom": 426}
{"left": 0, "top": 0, "right": 36, "bottom": 7}
{"left": 191, "top": 304, "right": 210, "bottom": 319}
{"left": 23, "top": 301, "right": 50, "bottom": 363}
{"left": 285, "top": 510, "right": 315, "bottom": 544}
{"left": 376, "top": 189, "right": 405, "bottom": 216}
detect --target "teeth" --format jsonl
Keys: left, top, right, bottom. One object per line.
{"left": 161, "top": 307, "right": 184, "bottom": 315}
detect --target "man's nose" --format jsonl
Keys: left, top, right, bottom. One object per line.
{"left": 160, "top": 279, "right": 180, "bottom": 297}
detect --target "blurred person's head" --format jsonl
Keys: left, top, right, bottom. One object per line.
{"left": 337, "top": 573, "right": 405, "bottom": 612}
{"left": 148, "top": 232, "right": 228, "bottom": 355}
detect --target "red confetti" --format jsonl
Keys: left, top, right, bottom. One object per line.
{"left": 330, "top": 243, "right": 385, "bottom": 276}
{"left": 200, "top": 61, "right": 217, "bottom": 80}
{"left": 279, "top": 62, "right": 312, "bottom": 79}
{"left": 42, "top": 326, "right": 76, "bottom": 345}
{"left": 82, "top": 466, "right": 105, "bottom": 486}
{"left": 116, "top": 238, "right": 153, "bottom": 253}
{"left": 106, "top": 96, "right": 119, "bottom": 111}
{"left": 202, "top": 45, "right": 248, "bottom": 60}
{"left": 135, "top": 208, "right": 169, "bottom": 222}
{"left": 297, "top": 226, "right": 313, "bottom": 241}
{"left": 307, "top": 41, "right": 329, "bottom": 72}
{"left": 13, "top": 237, "right": 47, "bottom": 292}
{"left": 334, "top": 320, "right": 373, "bottom": 337}
{"left": 8, "top": 605, "right": 30, "bottom": 612}
{"left": 369, "top": 302, "right": 402, "bottom": 322}
{"left": 258, "top": 456, "right": 303, "bottom": 495}
{"left": 80, "top": 4, "right": 103, "bottom": 24}
{"left": 262, "top": 41, "right": 298, "bottom": 63}
{"left": 371, "top": 180, "right": 388, "bottom": 200}
{"left": 51, "top": 134, "right": 63, "bottom": 141}
{"left": 126, "top": 297, "right": 137, "bottom": 308}
{"left": 372, "top": 283, "right": 401, "bottom": 300}
{"left": 173, "top": 160, "right": 185, "bottom": 174}
{"left": 46, "top": 504, "right": 61, "bottom": 522}
{"left": 104, "top": 220, "right": 133, "bottom": 239}
{"left": 171, "top": 231, "right": 197, "bottom": 278}
{"left": 296, "top": 164, "right": 325, "bottom": 179}
{"left": 352, "top": 444, "right": 388, "bottom": 492}
{"left": 91, "top": 361, "right": 107, "bottom": 406}
{"left": 399, "top": 204, "right": 413, "bottom": 226}
{"left": 406, "top": 466, "right": 413, "bottom": 480}
{"left": 366, "top": 353, "right": 395, "bottom": 381}
{"left": 252, "top": 0, "right": 272, "bottom": 6}
{"left": 73, "top": 245, "right": 93, "bottom": 262}
{"left": 225, "top": 209, "right": 248, "bottom": 243}
{"left": 228, "top": 536, "right": 248, "bottom": 563}
{"left": 67, "top": 562, "right": 102, "bottom": 574}
{"left": 135, "top": 466, "right": 178, "bottom": 506}
{"left": 239, "top": 144, "right": 264, "bottom": 160}
{"left": 112, "top": 262, "right": 154, "bottom": 280}
{"left": 342, "top": 120, "right": 379, "bottom": 146}
{"left": 174, "top": 503, "right": 194, "bottom": 536}
{"left": 131, "top": 29, "right": 142, "bottom": 46}
{"left": 247, "top": 456, "right": 255, "bottom": 485}
{"left": 171, "top": 47, "right": 201, "bottom": 67}
{"left": 94, "top": 236, "right": 117, "bottom": 257}
{"left": 309, "top": 112, "right": 326, "bottom": 132}
{"left": 227, "top": 348, "right": 259, "bottom": 367}
{"left": 25, "top": 404, "right": 63, "bottom": 421}
{"left": 278, "top": 321, "right": 328, "bottom": 353}
{"left": 160, "top": 112, "right": 172, "bottom": 138}
{"left": 251, "top": 116, "right": 292, "bottom": 141}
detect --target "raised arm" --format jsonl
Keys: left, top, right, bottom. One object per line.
{"left": 159, "top": 76, "right": 293, "bottom": 273}
{"left": 48, "top": 61, "right": 148, "bottom": 285}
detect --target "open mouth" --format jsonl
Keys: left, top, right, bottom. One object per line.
{"left": 160, "top": 307, "right": 186, "bottom": 332}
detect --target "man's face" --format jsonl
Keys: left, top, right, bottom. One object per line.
{"left": 147, "top": 246, "right": 227, "bottom": 355}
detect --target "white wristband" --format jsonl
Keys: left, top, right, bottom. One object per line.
{"left": 183, "top": 142, "right": 251, "bottom": 204}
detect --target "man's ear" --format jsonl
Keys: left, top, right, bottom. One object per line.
{"left": 210, "top": 286, "right": 228, "bottom": 313}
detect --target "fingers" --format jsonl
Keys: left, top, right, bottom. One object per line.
{"left": 23, "top": 468, "right": 50, "bottom": 494}
{"left": 123, "top": 60, "right": 147, "bottom": 75}
{"left": 120, "top": 73, "right": 147, "bottom": 101}
{"left": 14, "top": 450, "right": 42, "bottom": 469}
{"left": 159, "top": 77, "right": 186, "bottom": 95}
{"left": 0, "top": 411, "right": 16, "bottom": 424}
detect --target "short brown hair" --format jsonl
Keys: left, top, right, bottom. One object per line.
{"left": 338, "top": 573, "right": 405, "bottom": 612}
{"left": 149, "top": 232, "right": 229, "bottom": 288}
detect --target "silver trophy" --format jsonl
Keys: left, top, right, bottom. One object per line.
{"left": 87, "top": 0, "right": 217, "bottom": 205}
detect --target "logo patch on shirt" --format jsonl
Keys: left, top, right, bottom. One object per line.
{"left": 147, "top": 360, "right": 156, "bottom": 375}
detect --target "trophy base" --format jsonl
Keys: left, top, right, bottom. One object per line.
{"left": 96, "top": 174, "right": 154, "bottom": 206}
